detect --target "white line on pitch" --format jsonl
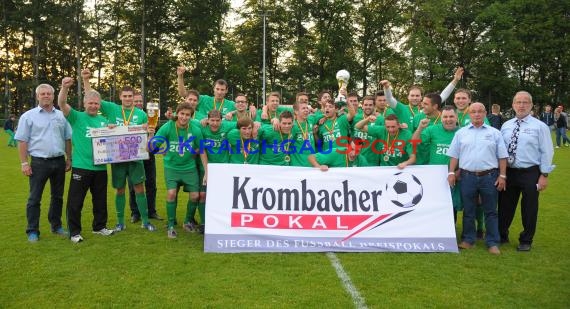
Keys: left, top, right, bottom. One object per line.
{"left": 326, "top": 252, "right": 368, "bottom": 309}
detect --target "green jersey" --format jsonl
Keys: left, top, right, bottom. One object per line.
{"left": 290, "top": 119, "right": 316, "bottom": 167}
{"left": 66, "top": 108, "right": 108, "bottom": 171}
{"left": 420, "top": 124, "right": 458, "bottom": 165}
{"left": 315, "top": 150, "right": 368, "bottom": 168}
{"left": 352, "top": 113, "right": 380, "bottom": 166}
{"left": 200, "top": 122, "right": 234, "bottom": 163}
{"left": 411, "top": 112, "right": 442, "bottom": 164}
{"left": 388, "top": 101, "right": 413, "bottom": 128}
{"left": 318, "top": 114, "right": 350, "bottom": 152}
{"left": 100, "top": 101, "right": 147, "bottom": 126}
{"left": 227, "top": 129, "right": 260, "bottom": 164}
{"left": 258, "top": 125, "right": 292, "bottom": 166}
{"left": 255, "top": 106, "right": 294, "bottom": 125}
{"left": 155, "top": 120, "right": 203, "bottom": 171}
{"left": 197, "top": 95, "right": 235, "bottom": 117}
{"left": 368, "top": 126, "right": 414, "bottom": 166}
{"left": 405, "top": 104, "right": 422, "bottom": 127}
{"left": 311, "top": 109, "right": 325, "bottom": 124}
{"left": 412, "top": 112, "right": 442, "bottom": 132}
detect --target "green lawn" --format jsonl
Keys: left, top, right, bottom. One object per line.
{"left": 0, "top": 131, "right": 568, "bottom": 308}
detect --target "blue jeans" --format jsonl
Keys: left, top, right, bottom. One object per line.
{"left": 26, "top": 156, "right": 66, "bottom": 235}
{"left": 460, "top": 169, "right": 500, "bottom": 247}
{"left": 555, "top": 127, "right": 570, "bottom": 146}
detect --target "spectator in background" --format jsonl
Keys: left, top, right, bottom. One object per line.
{"left": 558, "top": 105, "right": 569, "bottom": 127}
{"left": 487, "top": 104, "right": 503, "bottom": 130}
{"left": 540, "top": 105, "right": 555, "bottom": 131}
{"left": 554, "top": 106, "right": 570, "bottom": 148}
{"left": 4, "top": 114, "right": 17, "bottom": 147}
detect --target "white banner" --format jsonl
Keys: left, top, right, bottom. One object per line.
{"left": 205, "top": 164, "right": 458, "bottom": 253}
{"left": 91, "top": 125, "right": 149, "bottom": 165}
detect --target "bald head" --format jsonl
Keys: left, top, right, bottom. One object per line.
{"left": 469, "top": 102, "right": 486, "bottom": 127}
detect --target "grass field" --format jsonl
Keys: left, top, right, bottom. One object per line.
{"left": 0, "top": 131, "right": 568, "bottom": 308}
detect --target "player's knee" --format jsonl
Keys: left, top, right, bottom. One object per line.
{"left": 190, "top": 192, "right": 199, "bottom": 202}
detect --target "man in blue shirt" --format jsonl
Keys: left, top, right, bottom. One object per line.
{"left": 15, "top": 83, "right": 72, "bottom": 242}
{"left": 447, "top": 102, "right": 508, "bottom": 255}
{"left": 499, "top": 91, "right": 554, "bottom": 252}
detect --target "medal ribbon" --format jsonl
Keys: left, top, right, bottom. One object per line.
{"left": 122, "top": 108, "right": 135, "bottom": 126}
{"left": 296, "top": 119, "right": 309, "bottom": 140}
{"left": 385, "top": 130, "right": 400, "bottom": 155}
{"left": 241, "top": 137, "right": 250, "bottom": 163}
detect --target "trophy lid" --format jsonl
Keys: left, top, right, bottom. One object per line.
{"left": 336, "top": 70, "right": 350, "bottom": 82}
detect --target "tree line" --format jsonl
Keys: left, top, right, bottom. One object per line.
{"left": 1, "top": 0, "right": 569, "bottom": 116}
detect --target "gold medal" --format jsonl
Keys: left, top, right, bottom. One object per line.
{"left": 383, "top": 155, "right": 390, "bottom": 162}
{"left": 284, "top": 155, "right": 291, "bottom": 163}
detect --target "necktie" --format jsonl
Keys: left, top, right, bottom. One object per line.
{"left": 507, "top": 119, "right": 522, "bottom": 164}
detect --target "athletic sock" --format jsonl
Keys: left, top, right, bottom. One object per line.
{"left": 198, "top": 202, "right": 206, "bottom": 225}
{"left": 136, "top": 193, "right": 149, "bottom": 225}
{"left": 166, "top": 201, "right": 176, "bottom": 228}
{"left": 115, "top": 194, "right": 126, "bottom": 225}
{"left": 185, "top": 201, "right": 198, "bottom": 224}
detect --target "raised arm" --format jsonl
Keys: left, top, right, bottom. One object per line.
{"left": 355, "top": 115, "right": 377, "bottom": 133}
{"left": 440, "top": 67, "right": 464, "bottom": 102}
{"left": 176, "top": 66, "right": 189, "bottom": 98}
{"left": 81, "top": 69, "right": 92, "bottom": 92}
{"left": 347, "top": 100, "right": 357, "bottom": 122}
{"left": 58, "top": 77, "right": 74, "bottom": 117}
{"left": 411, "top": 118, "right": 430, "bottom": 141}
{"left": 380, "top": 80, "right": 398, "bottom": 109}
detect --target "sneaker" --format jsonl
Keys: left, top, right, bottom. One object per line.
{"left": 197, "top": 224, "right": 205, "bottom": 234}
{"left": 149, "top": 213, "right": 164, "bottom": 220}
{"left": 70, "top": 234, "right": 84, "bottom": 243}
{"left": 141, "top": 222, "right": 156, "bottom": 232}
{"left": 183, "top": 221, "right": 198, "bottom": 233}
{"left": 167, "top": 227, "right": 177, "bottom": 239}
{"left": 130, "top": 215, "right": 141, "bottom": 223}
{"left": 27, "top": 232, "right": 39, "bottom": 242}
{"left": 52, "top": 227, "right": 68, "bottom": 236}
{"left": 93, "top": 228, "right": 115, "bottom": 236}
{"left": 555, "top": 146, "right": 560, "bottom": 149}
{"left": 114, "top": 223, "right": 126, "bottom": 232}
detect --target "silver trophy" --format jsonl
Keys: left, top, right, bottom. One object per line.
{"left": 336, "top": 69, "right": 350, "bottom": 102}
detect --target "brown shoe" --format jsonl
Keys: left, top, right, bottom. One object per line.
{"left": 488, "top": 246, "right": 501, "bottom": 255}
{"left": 458, "top": 241, "right": 474, "bottom": 249}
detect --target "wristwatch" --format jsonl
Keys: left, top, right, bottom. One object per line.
{"left": 541, "top": 173, "right": 549, "bottom": 177}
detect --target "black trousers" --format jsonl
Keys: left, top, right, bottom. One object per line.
{"left": 26, "top": 156, "right": 65, "bottom": 235}
{"left": 499, "top": 165, "right": 540, "bottom": 244}
{"left": 66, "top": 168, "right": 108, "bottom": 237}
{"left": 129, "top": 153, "right": 157, "bottom": 217}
